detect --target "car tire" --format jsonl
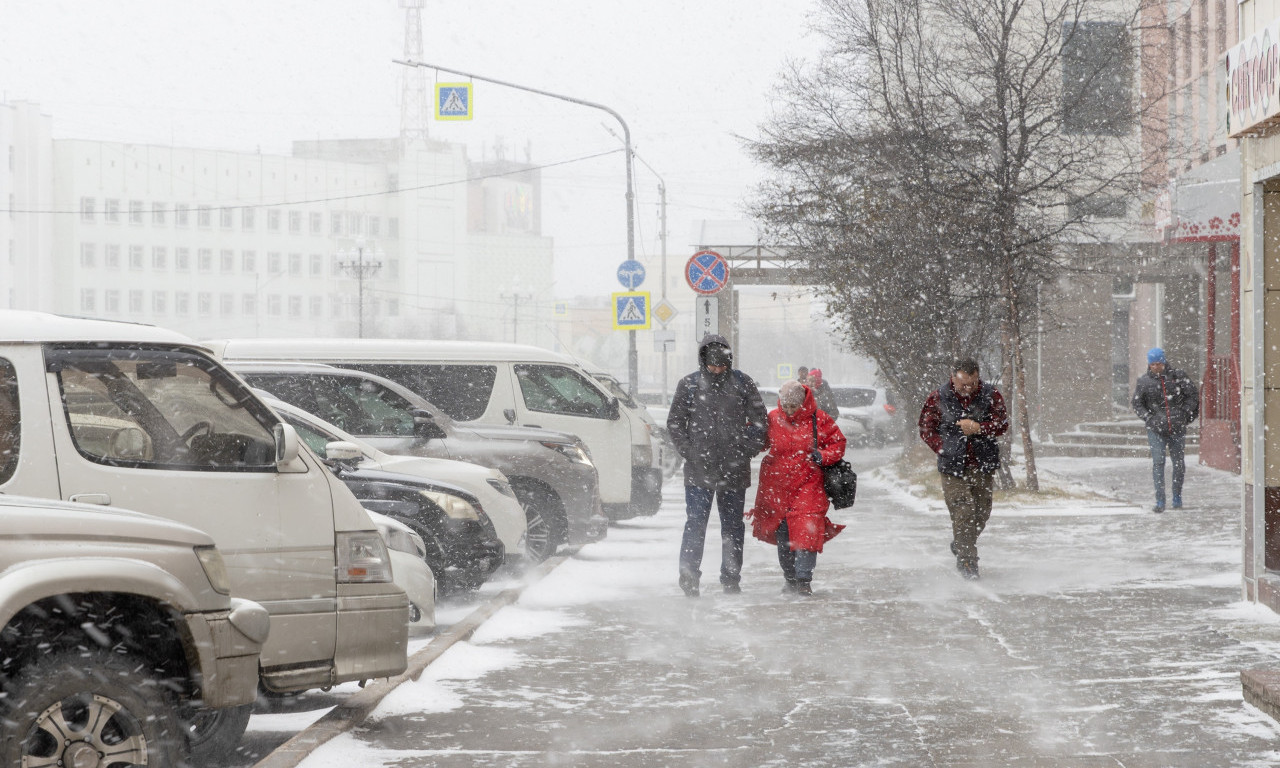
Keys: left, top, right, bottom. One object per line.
{"left": 510, "top": 482, "right": 565, "bottom": 564}
{"left": 0, "top": 648, "right": 186, "bottom": 767}
{"left": 180, "top": 701, "right": 253, "bottom": 765}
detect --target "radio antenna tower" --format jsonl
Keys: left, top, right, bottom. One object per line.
{"left": 399, "top": 0, "right": 430, "bottom": 144}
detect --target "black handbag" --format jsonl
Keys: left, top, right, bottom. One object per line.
{"left": 812, "top": 415, "right": 857, "bottom": 509}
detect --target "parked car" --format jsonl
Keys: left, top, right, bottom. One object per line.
{"left": 333, "top": 462, "right": 506, "bottom": 593}
{"left": 227, "top": 361, "right": 606, "bottom": 557}
{"left": 830, "top": 386, "right": 902, "bottom": 445}
{"left": 587, "top": 370, "right": 682, "bottom": 484}
{"left": 207, "top": 338, "right": 663, "bottom": 520}
{"left": 262, "top": 392, "right": 531, "bottom": 562}
{"left": 0, "top": 311, "right": 408, "bottom": 721}
{"left": 0, "top": 494, "right": 270, "bottom": 765}
{"left": 367, "top": 511, "right": 436, "bottom": 633}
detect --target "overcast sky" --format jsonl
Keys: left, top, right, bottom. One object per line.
{"left": 0, "top": 0, "right": 818, "bottom": 298}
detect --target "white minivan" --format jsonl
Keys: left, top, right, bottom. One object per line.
{"left": 0, "top": 312, "right": 408, "bottom": 699}
{"left": 209, "top": 338, "right": 664, "bottom": 520}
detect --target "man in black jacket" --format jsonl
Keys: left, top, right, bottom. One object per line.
{"left": 1131, "top": 347, "right": 1199, "bottom": 513}
{"left": 666, "top": 335, "right": 768, "bottom": 596}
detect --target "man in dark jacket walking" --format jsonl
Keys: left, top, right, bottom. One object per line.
{"left": 1131, "top": 347, "right": 1199, "bottom": 513}
{"left": 918, "top": 358, "right": 1009, "bottom": 580}
{"left": 667, "top": 334, "right": 768, "bottom": 596}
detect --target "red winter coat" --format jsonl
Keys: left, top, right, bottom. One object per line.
{"left": 749, "top": 385, "right": 847, "bottom": 553}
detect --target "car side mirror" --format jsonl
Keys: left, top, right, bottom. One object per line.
{"left": 605, "top": 397, "right": 620, "bottom": 420}
{"left": 503, "top": 408, "right": 517, "bottom": 425}
{"left": 411, "top": 408, "right": 447, "bottom": 441}
{"left": 273, "top": 423, "right": 306, "bottom": 473}
{"left": 324, "top": 441, "right": 363, "bottom": 463}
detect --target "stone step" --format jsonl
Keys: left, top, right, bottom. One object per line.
{"left": 1035, "top": 442, "right": 1198, "bottom": 459}
{"left": 1047, "top": 431, "right": 1200, "bottom": 448}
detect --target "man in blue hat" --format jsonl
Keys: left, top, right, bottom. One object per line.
{"left": 1131, "top": 347, "right": 1200, "bottom": 513}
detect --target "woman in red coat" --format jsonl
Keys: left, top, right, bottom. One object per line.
{"left": 749, "top": 380, "right": 846, "bottom": 596}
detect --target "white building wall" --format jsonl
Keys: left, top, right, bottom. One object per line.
{"left": 1, "top": 103, "right": 53, "bottom": 310}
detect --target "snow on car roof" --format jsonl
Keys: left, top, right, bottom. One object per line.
{"left": 0, "top": 310, "right": 197, "bottom": 345}
{"left": 207, "top": 336, "right": 582, "bottom": 365}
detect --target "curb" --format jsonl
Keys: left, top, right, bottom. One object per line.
{"left": 251, "top": 551, "right": 573, "bottom": 768}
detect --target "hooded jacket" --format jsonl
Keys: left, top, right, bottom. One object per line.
{"left": 666, "top": 334, "right": 768, "bottom": 490}
{"left": 748, "top": 384, "right": 846, "bottom": 552}
{"left": 1132, "top": 366, "right": 1199, "bottom": 436}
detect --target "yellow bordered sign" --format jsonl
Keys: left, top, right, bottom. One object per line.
{"left": 612, "top": 291, "right": 651, "bottom": 330}
{"left": 435, "top": 83, "right": 472, "bottom": 121}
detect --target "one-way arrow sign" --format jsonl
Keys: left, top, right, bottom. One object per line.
{"left": 696, "top": 296, "right": 718, "bottom": 341}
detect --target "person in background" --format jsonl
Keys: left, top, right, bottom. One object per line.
{"left": 1131, "top": 347, "right": 1199, "bottom": 513}
{"left": 748, "top": 380, "right": 846, "bottom": 596}
{"left": 807, "top": 368, "right": 841, "bottom": 420}
{"left": 666, "top": 334, "right": 769, "bottom": 597}
{"left": 917, "top": 358, "right": 1009, "bottom": 580}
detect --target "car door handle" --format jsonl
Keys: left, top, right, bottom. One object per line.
{"left": 69, "top": 493, "right": 111, "bottom": 505}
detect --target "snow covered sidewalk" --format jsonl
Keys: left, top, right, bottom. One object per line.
{"left": 269, "top": 447, "right": 1280, "bottom": 767}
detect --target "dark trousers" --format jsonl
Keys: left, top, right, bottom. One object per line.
{"left": 680, "top": 485, "right": 746, "bottom": 586}
{"left": 776, "top": 520, "right": 818, "bottom": 582}
{"left": 940, "top": 467, "right": 994, "bottom": 561}
{"left": 1146, "top": 429, "right": 1186, "bottom": 508}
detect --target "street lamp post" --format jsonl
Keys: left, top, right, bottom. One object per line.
{"left": 393, "top": 58, "right": 639, "bottom": 395}
{"left": 336, "top": 240, "right": 384, "bottom": 338}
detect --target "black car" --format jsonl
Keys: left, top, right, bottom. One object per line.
{"left": 326, "top": 460, "right": 504, "bottom": 594}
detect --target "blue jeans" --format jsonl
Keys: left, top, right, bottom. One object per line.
{"left": 776, "top": 520, "right": 818, "bottom": 581}
{"left": 680, "top": 486, "right": 746, "bottom": 586}
{"left": 1146, "top": 429, "right": 1186, "bottom": 508}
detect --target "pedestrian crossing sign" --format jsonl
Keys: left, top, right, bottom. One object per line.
{"left": 435, "top": 83, "right": 472, "bottom": 121}
{"left": 612, "top": 291, "right": 651, "bottom": 330}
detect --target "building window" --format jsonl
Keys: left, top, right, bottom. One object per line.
{"left": 80, "top": 197, "right": 96, "bottom": 222}
{"left": 243, "top": 294, "right": 257, "bottom": 316}
{"left": 288, "top": 253, "right": 302, "bottom": 276}
{"left": 198, "top": 205, "right": 212, "bottom": 228}
{"left": 104, "top": 199, "right": 120, "bottom": 224}
{"left": 347, "top": 213, "right": 363, "bottom": 235}
{"left": 152, "top": 203, "right": 167, "bottom": 226}
{"left": 267, "top": 295, "right": 282, "bottom": 316}
{"left": 268, "top": 252, "right": 282, "bottom": 274}
{"left": 152, "top": 291, "right": 167, "bottom": 314}
{"left": 104, "top": 290, "right": 120, "bottom": 313}
{"left": 175, "top": 205, "right": 190, "bottom": 228}
{"left": 176, "top": 292, "right": 190, "bottom": 315}
{"left": 129, "top": 200, "right": 144, "bottom": 225}
{"left": 267, "top": 209, "right": 281, "bottom": 232}
{"left": 369, "top": 216, "right": 381, "bottom": 237}
{"left": 389, "top": 217, "right": 399, "bottom": 239}
{"left": 105, "top": 244, "right": 120, "bottom": 269}
{"left": 198, "top": 248, "right": 213, "bottom": 272}
{"left": 330, "top": 212, "right": 343, "bottom": 235}
{"left": 220, "top": 293, "right": 234, "bottom": 316}
{"left": 242, "top": 207, "right": 256, "bottom": 231}
{"left": 388, "top": 259, "right": 399, "bottom": 280}
{"left": 242, "top": 250, "right": 257, "bottom": 273}
{"left": 388, "top": 298, "right": 400, "bottom": 317}
{"left": 310, "top": 253, "right": 323, "bottom": 277}
{"left": 288, "top": 295, "right": 302, "bottom": 317}
{"left": 129, "top": 289, "right": 144, "bottom": 314}
{"left": 80, "top": 243, "right": 96, "bottom": 268}
{"left": 129, "top": 245, "right": 144, "bottom": 270}
{"left": 220, "top": 207, "right": 234, "bottom": 229}
{"left": 80, "top": 289, "right": 96, "bottom": 313}
{"left": 288, "top": 211, "right": 302, "bottom": 234}
{"left": 198, "top": 292, "right": 212, "bottom": 315}
{"left": 309, "top": 296, "right": 323, "bottom": 317}
{"left": 152, "top": 246, "right": 167, "bottom": 270}
{"left": 310, "top": 212, "right": 322, "bottom": 235}
{"left": 175, "top": 247, "right": 191, "bottom": 271}
{"left": 1061, "top": 21, "right": 1133, "bottom": 136}
{"left": 220, "top": 250, "right": 235, "bottom": 273}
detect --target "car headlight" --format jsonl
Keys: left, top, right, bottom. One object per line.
{"left": 541, "top": 440, "right": 594, "bottom": 467}
{"left": 632, "top": 444, "right": 655, "bottom": 466}
{"left": 487, "top": 478, "right": 516, "bottom": 497}
{"left": 385, "top": 527, "right": 428, "bottom": 559}
{"left": 421, "top": 490, "right": 480, "bottom": 520}
{"left": 194, "top": 545, "right": 231, "bottom": 595}
{"left": 336, "top": 531, "right": 394, "bottom": 584}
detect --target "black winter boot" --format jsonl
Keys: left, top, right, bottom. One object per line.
{"left": 957, "top": 558, "right": 980, "bottom": 580}
{"left": 782, "top": 577, "right": 798, "bottom": 594}
{"left": 679, "top": 571, "right": 700, "bottom": 597}
{"left": 794, "top": 580, "right": 813, "bottom": 596}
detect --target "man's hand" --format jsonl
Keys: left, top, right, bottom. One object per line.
{"left": 957, "top": 418, "right": 982, "bottom": 436}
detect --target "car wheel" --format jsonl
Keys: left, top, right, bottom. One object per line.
{"left": 0, "top": 648, "right": 185, "bottom": 767}
{"left": 180, "top": 701, "right": 253, "bottom": 765}
{"left": 510, "top": 482, "right": 565, "bottom": 564}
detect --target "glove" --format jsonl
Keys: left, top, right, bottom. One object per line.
{"left": 810, "top": 450, "right": 823, "bottom": 465}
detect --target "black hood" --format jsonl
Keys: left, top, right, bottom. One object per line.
{"left": 697, "top": 333, "right": 733, "bottom": 371}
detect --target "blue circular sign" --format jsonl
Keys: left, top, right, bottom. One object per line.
{"left": 685, "top": 250, "right": 729, "bottom": 295}
{"left": 617, "top": 259, "right": 646, "bottom": 290}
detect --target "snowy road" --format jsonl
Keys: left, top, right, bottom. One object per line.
{"left": 253, "top": 450, "right": 1280, "bottom": 766}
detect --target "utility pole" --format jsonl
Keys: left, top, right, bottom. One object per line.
{"left": 393, "top": 59, "right": 638, "bottom": 394}
{"left": 658, "top": 180, "right": 669, "bottom": 403}
{"left": 500, "top": 293, "right": 532, "bottom": 343}
{"left": 336, "top": 240, "right": 383, "bottom": 338}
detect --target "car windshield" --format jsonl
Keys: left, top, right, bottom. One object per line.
{"left": 832, "top": 389, "right": 877, "bottom": 408}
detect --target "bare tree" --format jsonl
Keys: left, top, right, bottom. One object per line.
{"left": 750, "top": 0, "right": 1159, "bottom": 489}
